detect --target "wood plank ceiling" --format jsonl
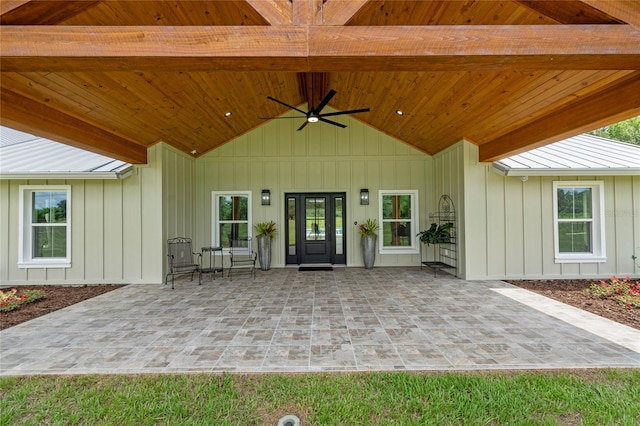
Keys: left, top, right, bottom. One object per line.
{"left": 1, "top": 0, "right": 639, "bottom": 164}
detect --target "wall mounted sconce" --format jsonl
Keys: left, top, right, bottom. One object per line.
{"left": 261, "top": 189, "right": 271, "bottom": 206}
{"left": 360, "top": 188, "right": 369, "bottom": 205}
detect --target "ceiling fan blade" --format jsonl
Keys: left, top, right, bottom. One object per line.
{"left": 314, "top": 90, "right": 336, "bottom": 114}
{"left": 266, "top": 89, "right": 366, "bottom": 130}
{"left": 319, "top": 108, "right": 370, "bottom": 118}
{"left": 267, "top": 96, "right": 308, "bottom": 115}
{"left": 319, "top": 117, "right": 347, "bottom": 128}
{"left": 259, "top": 116, "right": 308, "bottom": 120}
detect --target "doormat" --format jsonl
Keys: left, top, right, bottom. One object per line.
{"left": 298, "top": 266, "right": 333, "bottom": 271}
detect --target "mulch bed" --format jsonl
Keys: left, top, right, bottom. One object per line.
{"left": 1, "top": 280, "right": 638, "bottom": 331}
{"left": 0, "top": 285, "right": 125, "bottom": 330}
{"left": 505, "top": 279, "right": 639, "bottom": 330}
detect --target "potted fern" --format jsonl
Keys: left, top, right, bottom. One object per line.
{"left": 417, "top": 222, "right": 453, "bottom": 246}
{"left": 254, "top": 220, "right": 277, "bottom": 270}
{"left": 358, "top": 219, "right": 379, "bottom": 269}
{"left": 417, "top": 222, "right": 453, "bottom": 262}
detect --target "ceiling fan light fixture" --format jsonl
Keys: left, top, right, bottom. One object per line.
{"left": 264, "top": 89, "right": 369, "bottom": 131}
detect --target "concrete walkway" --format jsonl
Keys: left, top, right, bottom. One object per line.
{"left": 1, "top": 267, "right": 638, "bottom": 375}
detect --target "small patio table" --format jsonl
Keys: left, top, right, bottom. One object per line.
{"left": 201, "top": 246, "right": 223, "bottom": 280}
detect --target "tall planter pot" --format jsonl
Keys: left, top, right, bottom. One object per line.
{"left": 361, "top": 235, "right": 377, "bottom": 269}
{"left": 256, "top": 235, "right": 272, "bottom": 271}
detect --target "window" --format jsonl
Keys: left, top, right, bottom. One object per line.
{"left": 19, "top": 186, "right": 71, "bottom": 268}
{"left": 379, "top": 190, "right": 419, "bottom": 254}
{"left": 212, "top": 191, "right": 252, "bottom": 250}
{"left": 553, "top": 181, "right": 605, "bottom": 263}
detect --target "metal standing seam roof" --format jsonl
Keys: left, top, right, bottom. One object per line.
{"left": 494, "top": 133, "right": 640, "bottom": 176}
{"left": 0, "top": 127, "right": 133, "bottom": 179}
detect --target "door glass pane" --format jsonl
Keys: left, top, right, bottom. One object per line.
{"left": 305, "top": 198, "right": 326, "bottom": 241}
{"left": 288, "top": 198, "right": 296, "bottom": 255}
{"left": 335, "top": 197, "right": 343, "bottom": 255}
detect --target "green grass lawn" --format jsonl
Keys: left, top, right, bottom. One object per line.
{"left": 1, "top": 369, "right": 639, "bottom": 425}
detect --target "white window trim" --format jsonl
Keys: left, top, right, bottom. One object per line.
{"left": 18, "top": 185, "right": 71, "bottom": 268}
{"left": 378, "top": 189, "right": 420, "bottom": 255}
{"left": 553, "top": 181, "right": 606, "bottom": 263}
{"left": 211, "top": 191, "right": 252, "bottom": 251}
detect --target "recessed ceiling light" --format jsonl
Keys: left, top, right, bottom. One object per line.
{"left": 396, "top": 110, "right": 404, "bottom": 116}
{"left": 224, "top": 111, "right": 232, "bottom": 117}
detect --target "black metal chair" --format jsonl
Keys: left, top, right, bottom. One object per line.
{"left": 165, "top": 237, "right": 202, "bottom": 289}
{"left": 228, "top": 237, "right": 256, "bottom": 279}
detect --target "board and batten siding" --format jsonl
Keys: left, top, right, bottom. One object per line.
{"left": 431, "top": 142, "right": 466, "bottom": 277}
{"left": 194, "top": 111, "right": 433, "bottom": 268}
{"left": 158, "top": 143, "right": 198, "bottom": 281}
{"left": 461, "top": 142, "right": 640, "bottom": 280}
{"left": 160, "top": 143, "right": 196, "bottom": 242}
{"left": 0, "top": 145, "right": 165, "bottom": 285}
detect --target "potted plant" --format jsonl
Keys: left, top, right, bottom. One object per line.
{"left": 417, "top": 222, "right": 454, "bottom": 246}
{"left": 417, "top": 222, "right": 453, "bottom": 262}
{"left": 358, "top": 218, "right": 380, "bottom": 269}
{"left": 254, "top": 220, "right": 277, "bottom": 271}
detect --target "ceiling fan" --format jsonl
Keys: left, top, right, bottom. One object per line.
{"left": 262, "top": 89, "right": 370, "bottom": 131}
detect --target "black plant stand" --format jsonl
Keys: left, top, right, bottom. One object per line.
{"left": 420, "top": 194, "right": 457, "bottom": 277}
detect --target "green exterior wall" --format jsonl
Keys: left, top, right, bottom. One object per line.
{"left": 0, "top": 144, "right": 165, "bottom": 285}
{"left": 459, "top": 141, "right": 640, "bottom": 280}
{"left": 192, "top": 111, "right": 434, "bottom": 268}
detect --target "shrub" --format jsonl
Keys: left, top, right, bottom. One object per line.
{"left": 584, "top": 276, "right": 640, "bottom": 309}
{"left": 0, "top": 288, "right": 46, "bottom": 312}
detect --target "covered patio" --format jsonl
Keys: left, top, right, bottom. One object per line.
{"left": 1, "top": 268, "right": 638, "bottom": 375}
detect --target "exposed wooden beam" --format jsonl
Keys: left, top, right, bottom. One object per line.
{"left": 0, "top": 26, "right": 309, "bottom": 72}
{"left": 2, "top": 25, "right": 639, "bottom": 72}
{"left": 0, "top": 89, "right": 147, "bottom": 164}
{"left": 0, "top": 0, "right": 103, "bottom": 25}
{"left": 0, "top": 0, "right": 30, "bottom": 16}
{"left": 297, "top": 72, "right": 329, "bottom": 109}
{"left": 478, "top": 73, "right": 640, "bottom": 162}
{"left": 308, "top": 25, "right": 640, "bottom": 71}
{"left": 581, "top": 0, "right": 640, "bottom": 27}
{"left": 293, "top": 0, "right": 322, "bottom": 26}
{"left": 245, "top": 0, "right": 292, "bottom": 25}
{"left": 515, "top": 0, "right": 624, "bottom": 24}
{"left": 321, "top": 0, "right": 369, "bottom": 25}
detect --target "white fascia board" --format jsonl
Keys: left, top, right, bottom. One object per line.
{"left": 0, "top": 166, "right": 135, "bottom": 180}
{"left": 492, "top": 164, "right": 640, "bottom": 177}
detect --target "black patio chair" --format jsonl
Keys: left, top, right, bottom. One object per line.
{"left": 228, "top": 237, "right": 256, "bottom": 279}
{"left": 165, "top": 237, "right": 202, "bottom": 289}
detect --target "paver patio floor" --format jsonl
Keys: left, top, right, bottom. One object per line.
{"left": 1, "top": 267, "right": 638, "bottom": 375}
